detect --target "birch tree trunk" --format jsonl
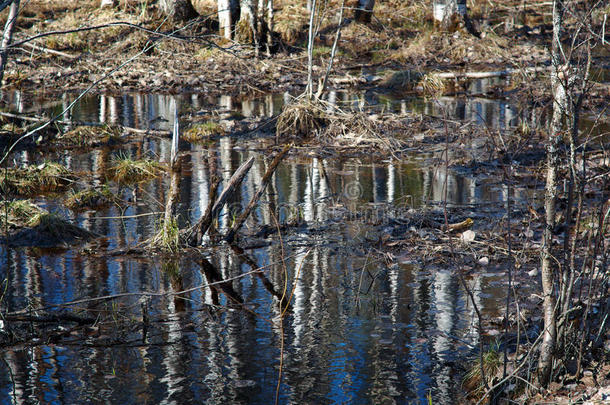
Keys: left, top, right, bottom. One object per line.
{"left": 159, "top": 0, "right": 197, "bottom": 21}
{"left": 538, "top": 0, "right": 566, "bottom": 387}
{"left": 266, "top": 0, "right": 273, "bottom": 55}
{"left": 354, "top": 0, "right": 375, "bottom": 23}
{"left": 236, "top": 0, "right": 259, "bottom": 52}
{"left": 433, "top": 0, "right": 466, "bottom": 25}
{"left": 433, "top": 0, "right": 477, "bottom": 35}
{"left": 218, "top": 0, "right": 239, "bottom": 39}
{"left": 0, "top": 0, "right": 19, "bottom": 85}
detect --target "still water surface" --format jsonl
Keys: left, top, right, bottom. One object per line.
{"left": 0, "top": 88, "right": 531, "bottom": 404}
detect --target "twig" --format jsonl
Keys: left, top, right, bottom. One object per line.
{"left": 21, "top": 41, "right": 77, "bottom": 59}
{"left": 7, "top": 269, "right": 263, "bottom": 314}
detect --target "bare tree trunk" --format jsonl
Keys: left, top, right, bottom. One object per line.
{"left": 538, "top": 0, "right": 566, "bottom": 387}
{"left": 218, "top": 0, "right": 239, "bottom": 39}
{"left": 266, "top": 0, "right": 273, "bottom": 55}
{"left": 0, "top": 0, "right": 19, "bottom": 85}
{"left": 305, "top": 0, "right": 317, "bottom": 98}
{"left": 159, "top": 0, "right": 197, "bottom": 21}
{"left": 354, "top": 0, "right": 375, "bottom": 23}
{"left": 433, "top": 0, "right": 478, "bottom": 36}
{"left": 236, "top": 0, "right": 259, "bottom": 53}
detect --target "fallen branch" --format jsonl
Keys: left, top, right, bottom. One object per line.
{"left": 0, "top": 111, "right": 170, "bottom": 136}
{"left": 21, "top": 41, "right": 78, "bottom": 59}
{"left": 225, "top": 145, "right": 291, "bottom": 243}
{"left": 186, "top": 156, "right": 255, "bottom": 246}
{"left": 4, "top": 313, "right": 96, "bottom": 324}
{"left": 432, "top": 66, "right": 549, "bottom": 80}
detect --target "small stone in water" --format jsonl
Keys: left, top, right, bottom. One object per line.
{"left": 479, "top": 257, "right": 489, "bottom": 265}
{"left": 528, "top": 268, "right": 539, "bottom": 277}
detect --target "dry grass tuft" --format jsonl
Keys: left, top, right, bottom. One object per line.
{"left": 419, "top": 73, "right": 446, "bottom": 97}
{"left": 65, "top": 186, "right": 119, "bottom": 211}
{"left": 276, "top": 96, "right": 327, "bottom": 139}
{"left": 184, "top": 121, "right": 225, "bottom": 143}
{"left": 107, "top": 155, "right": 164, "bottom": 184}
{"left": 58, "top": 125, "right": 122, "bottom": 148}
{"left": 0, "top": 162, "right": 75, "bottom": 196}
{"left": 396, "top": 30, "right": 513, "bottom": 66}
{"left": 235, "top": 19, "right": 255, "bottom": 45}
{"left": 463, "top": 343, "right": 503, "bottom": 401}
{"left": 277, "top": 95, "right": 404, "bottom": 153}
{"left": 274, "top": 3, "right": 313, "bottom": 44}
{"left": 321, "top": 112, "right": 403, "bottom": 152}
{"left": 0, "top": 200, "right": 46, "bottom": 230}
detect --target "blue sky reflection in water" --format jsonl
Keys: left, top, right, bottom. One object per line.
{"left": 0, "top": 90, "right": 528, "bottom": 404}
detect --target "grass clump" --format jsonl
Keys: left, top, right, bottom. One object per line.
{"left": 463, "top": 343, "right": 503, "bottom": 400}
{"left": 58, "top": 125, "right": 121, "bottom": 148}
{"left": 419, "top": 73, "right": 446, "bottom": 97}
{"left": 184, "top": 121, "right": 225, "bottom": 143}
{"left": 65, "top": 186, "right": 119, "bottom": 211}
{"left": 107, "top": 154, "right": 164, "bottom": 184}
{"left": 0, "top": 200, "right": 46, "bottom": 230}
{"left": 149, "top": 217, "right": 181, "bottom": 253}
{"left": 276, "top": 97, "right": 327, "bottom": 139}
{"left": 0, "top": 162, "right": 75, "bottom": 196}
{"left": 2, "top": 202, "right": 97, "bottom": 247}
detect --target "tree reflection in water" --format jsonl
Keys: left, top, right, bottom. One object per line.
{"left": 0, "top": 89, "right": 533, "bottom": 403}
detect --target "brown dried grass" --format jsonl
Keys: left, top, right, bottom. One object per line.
{"left": 276, "top": 96, "right": 327, "bottom": 139}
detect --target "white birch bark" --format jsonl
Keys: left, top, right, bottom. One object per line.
{"left": 433, "top": 0, "right": 466, "bottom": 23}
{"left": 538, "top": 0, "right": 566, "bottom": 386}
{"left": 0, "top": 0, "right": 19, "bottom": 84}
{"left": 218, "top": 0, "right": 239, "bottom": 39}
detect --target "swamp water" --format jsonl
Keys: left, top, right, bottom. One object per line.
{"left": 0, "top": 87, "right": 539, "bottom": 404}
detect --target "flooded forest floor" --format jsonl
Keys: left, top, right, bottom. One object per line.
{"left": 0, "top": 0, "right": 609, "bottom": 404}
